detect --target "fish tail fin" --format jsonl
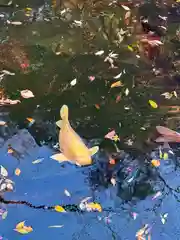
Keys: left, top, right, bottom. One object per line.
{"left": 60, "top": 105, "right": 69, "bottom": 121}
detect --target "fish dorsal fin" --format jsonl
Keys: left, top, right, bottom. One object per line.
{"left": 56, "top": 120, "right": 62, "bottom": 128}
{"left": 50, "top": 153, "right": 69, "bottom": 162}
{"left": 60, "top": 105, "right": 69, "bottom": 121}
{"left": 89, "top": 146, "right": 99, "bottom": 156}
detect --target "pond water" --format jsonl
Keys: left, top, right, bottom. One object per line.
{"left": 0, "top": 0, "right": 180, "bottom": 239}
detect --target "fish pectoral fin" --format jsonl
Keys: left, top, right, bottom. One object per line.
{"left": 56, "top": 120, "right": 62, "bottom": 128}
{"left": 50, "top": 153, "right": 69, "bottom": 163}
{"left": 89, "top": 146, "right": 99, "bottom": 156}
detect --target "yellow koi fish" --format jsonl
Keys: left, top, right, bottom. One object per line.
{"left": 51, "top": 105, "right": 99, "bottom": 166}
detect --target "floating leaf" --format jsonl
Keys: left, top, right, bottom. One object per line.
{"left": 110, "top": 177, "right": 116, "bottom": 186}
{"left": 15, "top": 168, "right": 21, "bottom": 176}
{"left": 151, "top": 159, "right": 160, "bottom": 167}
{"left": 14, "top": 221, "right": 33, "bottom": 234}
{"left": 32, "top": 158, "right": 44, "bottom": 164}
{"left": 10, "top": 21, "right": 23, "bottom": 25}
{"left": 161, "top": 92, "right": 173, "bottom": 99}
{"left": 95, "top": 50, "right": 104, "bottom": 56}
{"left": 160, "top": 213, "right": 168, "bottom": 224}
{"left": 64, "top": 189, "right": 71, "bottom": 197}
{"left": 54, "top": 205, "right": 66, "bottom": 213}
{"left": 70, "top": 78, "right": 77, "bottom": 86}
{"left": 48, "top": 225, "right": 64, "bottom": 228}
{"left": 111, "top": 80, "right": 123, "bottom": 88}
{"left": 173, "top": 91, "right": 178, "bottom": 98}
{"left": 0, "top": 166, "right": 8, "bottom": 177}
{"left": 149, "top": 100, "right": 158, "bottom": 108}
{"left": 86, "top": 202, "right": 102, "bottom": 212}
{"left": 121, "top": 5, "right": 130, "bottom": 11}
{"left": 20, "top": 89, "right": 34, "bottom": 99}
{"left": 114, "top": 72, "right": 122, "bottom": 79}
{"left": 1, "top": 210, "right": 7, "bottom": 220}
{"left": 80, "top": 197, "right": 92, "bottom": 203}
{"left": 125, "top": 88, "right": 129, "bottom": 96}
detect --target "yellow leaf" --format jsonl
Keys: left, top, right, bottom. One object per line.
{"left": 15, "top": 168, "right": 21, "bottom": 176}
{"left": 16, "top": 221, "right": 25, "bottom": 229}
{"left": 149, "top": 100, "right": 158, "bottom": 108}
{"left": 54, "top": 205, "right": 66, "bottom": 212}
{"left": 111, "top": 81, "right": 124, "bottom": 88}
{"left": 86, "top": 202, "right": 102, "bottom": 212}
{"left": 14, "top": 221, "right": 33, "bottom": 234}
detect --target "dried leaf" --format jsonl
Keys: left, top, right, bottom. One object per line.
{"left": 14, "top": 221, "right": 33, "bottom": 234}
{"left": 111, "top": 81, "right": 124, "bottom": 88}
{"left": 54, "top": 205, "right": 66, "bottom": 212}
{"left": 149, "top": 100, "right": 158, "bottom": 108}
{"left": 20, "top": 89, "right": 34, "bottom": 99}
{"left": 15, "top": 168, "right": 21, "bottom": 176}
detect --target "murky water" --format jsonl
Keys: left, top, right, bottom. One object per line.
{"left": 0, "top": 0, "right": 180, "bottom": 239}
